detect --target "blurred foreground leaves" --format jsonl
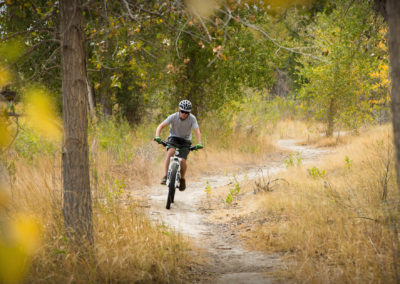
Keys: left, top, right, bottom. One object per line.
{"left": 0, "top": 65, "right": 12, "bottom": 88}
{"left": 23, "top": 86, "right": 62, "bottom": 142}
{"left": 0, "top": 40, "right": 52, "bottom": 284}
{"left": 0, "top": 39, "right": 24, "bottom": 63}
{"left": 0, "top": 214, "right": 42, "bottom": 284}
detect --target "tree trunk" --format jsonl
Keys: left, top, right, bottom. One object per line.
{"left": 326, "top": 96, "right": 336, "bottom": 137}
{"left": 60, "top": 0, "right": 94, "bottom": 249}
{"left": 386, "top": 1, "right": 400, "bottom": 281}
{"left": 387, "top": 0, "right": 400, "bottom": 195}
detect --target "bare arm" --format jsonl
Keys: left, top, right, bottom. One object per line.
{"left": 155, "top": 121, "right": 167, "bottom": 137}
{"left": 194, "top": 127, "right": 202, "bottom": 144}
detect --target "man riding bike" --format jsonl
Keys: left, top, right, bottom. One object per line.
{"left": 154, "top": 100, "right": 203, "bottom": 191}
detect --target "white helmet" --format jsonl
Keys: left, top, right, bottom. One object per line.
{"left": 178, "top": 100, "right": 192, "bottom": 112}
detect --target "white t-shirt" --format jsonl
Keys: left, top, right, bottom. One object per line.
{"left": 164, "top": 112, "right": 199, "bottom": 140}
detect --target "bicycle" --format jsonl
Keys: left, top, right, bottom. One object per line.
{"left": 155, "top": 139, "right": 200, "bottom": 209}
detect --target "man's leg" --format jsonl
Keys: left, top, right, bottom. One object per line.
{"left": 179, "top": 158, "right": 187, "bottom": 191}
{"left": 161, "top": 148, "right": 175, "bottom": 184}
{"left": 180, "top": 158, "right": 187, "bottom": 179}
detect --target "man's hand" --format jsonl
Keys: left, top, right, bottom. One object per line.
{"left": 195, "top": 143, "right": 203, "bottom": 150}
{"left": 154, "top": 136, "right": 162, "bottom": 144}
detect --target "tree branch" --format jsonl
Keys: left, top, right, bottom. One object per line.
{"left": 125, "top": 3, "right": 211, "bottom": 44}
{"left": 175, "top": 21, "right": 188, "bottom": 58}
{"left": 218, "top": 6, "right": 329, "bottom": 63}
{"left": 121, "top": 0, "right": 141, "bottom": 26}
{"left": 189, "top": 9, "right": 213, "bottom": 41}
{"left": 207, "top": 9, "right": 233, "bottom": 67}
{"left": 1, "top": 1, "right": 58, "bottom": 41}
{"left": 83, "top": 0, "right": 97, "bottom": 9}
{"left": 13, "top": 39, "right": 60, "bottom": 66}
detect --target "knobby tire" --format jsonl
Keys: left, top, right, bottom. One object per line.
{"left": 166, "top": 163, "right": 178, "bottom": 209}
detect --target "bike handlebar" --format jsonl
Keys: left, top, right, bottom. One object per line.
{"left": 155, "top": 139, "right": 200, "bottom": 151}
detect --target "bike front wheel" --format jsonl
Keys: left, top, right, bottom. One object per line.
{"left": 166, "top": 163, "right": 178, "bottom": 209}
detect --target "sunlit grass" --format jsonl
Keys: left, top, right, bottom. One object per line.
{"left": 3, "top": 117, "right": 198, "bottom": 283}
{"left": 244, "top": 124, "right": 399, "bottom": 283}
{"left": 6, "top": 153, "right": 196, "bottom": 283}
{"left": 3, "top": 95, "right": 385, "bottom": 282}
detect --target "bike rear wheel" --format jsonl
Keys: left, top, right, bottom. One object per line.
{"left": 166, "top": 163, "right": 178, "bottom": 209}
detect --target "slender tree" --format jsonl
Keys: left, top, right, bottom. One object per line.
{"left": 386, "top": 0, "right": 400, "bottom": 197}
{"left": 60, "top": 0, "right": 93, "bottom": 249}
{"left": 375, "top": 0, "right": 400, "bottom": 197}
{"left": 375, "top": 1, "right": 400, "bottom": 281}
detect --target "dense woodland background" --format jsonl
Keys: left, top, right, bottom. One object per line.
{"left": 1, "top": 0, "right": 390, "bottom": 130}
{"left": 1, "top": 0, "right": 400, "bottom": 283}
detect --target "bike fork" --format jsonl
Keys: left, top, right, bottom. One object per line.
{"left": 167, "top": 158, "right": 181, "bottom": 187}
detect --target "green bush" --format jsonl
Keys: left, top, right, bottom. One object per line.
{"left": 14, "top": 126, "right": 58, "bottom": 160}
{"left": 91, "top": 117, "right": 135, "bottom": 163}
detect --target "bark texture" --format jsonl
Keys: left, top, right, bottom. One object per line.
{"left": 387, "top": 0, "right": 400, "bottom": 196}
{"left": 60, "top": 0, "right": 93, "bottom": 248}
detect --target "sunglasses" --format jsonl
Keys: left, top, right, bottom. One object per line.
{"left": 180, "top": 110, "right": 190, "bottom": 114}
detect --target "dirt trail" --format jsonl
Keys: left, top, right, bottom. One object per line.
{"left": 146, "top": 140, "right": 330, "bottom": 283}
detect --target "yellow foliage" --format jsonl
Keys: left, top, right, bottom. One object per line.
{"left": 23, "top": 86, "right": 62, "bottom": 141}
{"left": 0, "top": 64, "right": 12, "bottom": 149}
{"left": 0, "top": 183, "right": 41, "bottom": 284}
{"left": 370, "top": 62, "right": 390, "bottom": 96}
{"left": 0, "top": 39, "right": 25, "bottom": 63}
{"left": 0, "top": 112, "right": 12, "bottom": 149}
{"left": 0, "top": 65, "right": 12, "bottom": 88}
{"left": 379, "top": 63, "right": 388, "bottom": 72}
{"left": 0, "top": 215, "right": 41, "bottom": 284}
{"left": 378, "top": 41, "right": 387, "bottom": 51}
{"left": 268, "top": 0, "right": 314, "bottom": 10}
{"left": 11, "top": 215, "right": 42, "bottom": 254}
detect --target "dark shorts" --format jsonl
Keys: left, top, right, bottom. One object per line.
{"left": 167, "top": 136, "right": 191, "bottom": 160}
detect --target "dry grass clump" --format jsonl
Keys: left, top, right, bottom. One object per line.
{"left": 92, "top": 141, "right": 158, "bottom": 192}
{"left": 299, "top": 131, "right": 355, "bottom": 148}
{"left": 275, "top": 119, "right": 322, "bottom": 140}
{"left": 201, "top": 120, "right": 276, "bottom": 156}
{"left": 27, "top": 196, "right": 194, "bottom": 283}
{"left": 5, "top": 151, "right": 196, "bottom": 283}
{"left": 247, "top": 124, "right": 399, "bottom": 283}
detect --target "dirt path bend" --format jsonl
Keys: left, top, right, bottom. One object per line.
{"left": 146, "top": 140, "right": 330, "bottom": 283}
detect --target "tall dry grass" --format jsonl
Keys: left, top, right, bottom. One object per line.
{"left": 1, "top": 117, "right": 200, "bottom": 283}
{"left": 246, "top": 124, "right": 399, "bottom": 283}
{"left": 5, "top": 153, "right": 198, "bottom": 283}
{"left": 191, "top": 113, "right": 279, "bottom": 176}
{"left": 2, "top": 112, "right": 359, "bottom": 282}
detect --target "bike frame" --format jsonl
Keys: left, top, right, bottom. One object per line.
{"left": 156, "top": 139, "right": 199, "bottom": 209}
{"left": 166, "top": 150, "right": 182, "bottom": 188}
{"left": 160, "top": 140, "right": 196, "bottom": 189}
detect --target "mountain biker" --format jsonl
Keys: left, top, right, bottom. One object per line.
{"left": 154, "top": 100, "right": 203, "bottom": 191}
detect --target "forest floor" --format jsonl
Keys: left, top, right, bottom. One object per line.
{"left": 140, "top": 140, "right": 332, "bottom": 283}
